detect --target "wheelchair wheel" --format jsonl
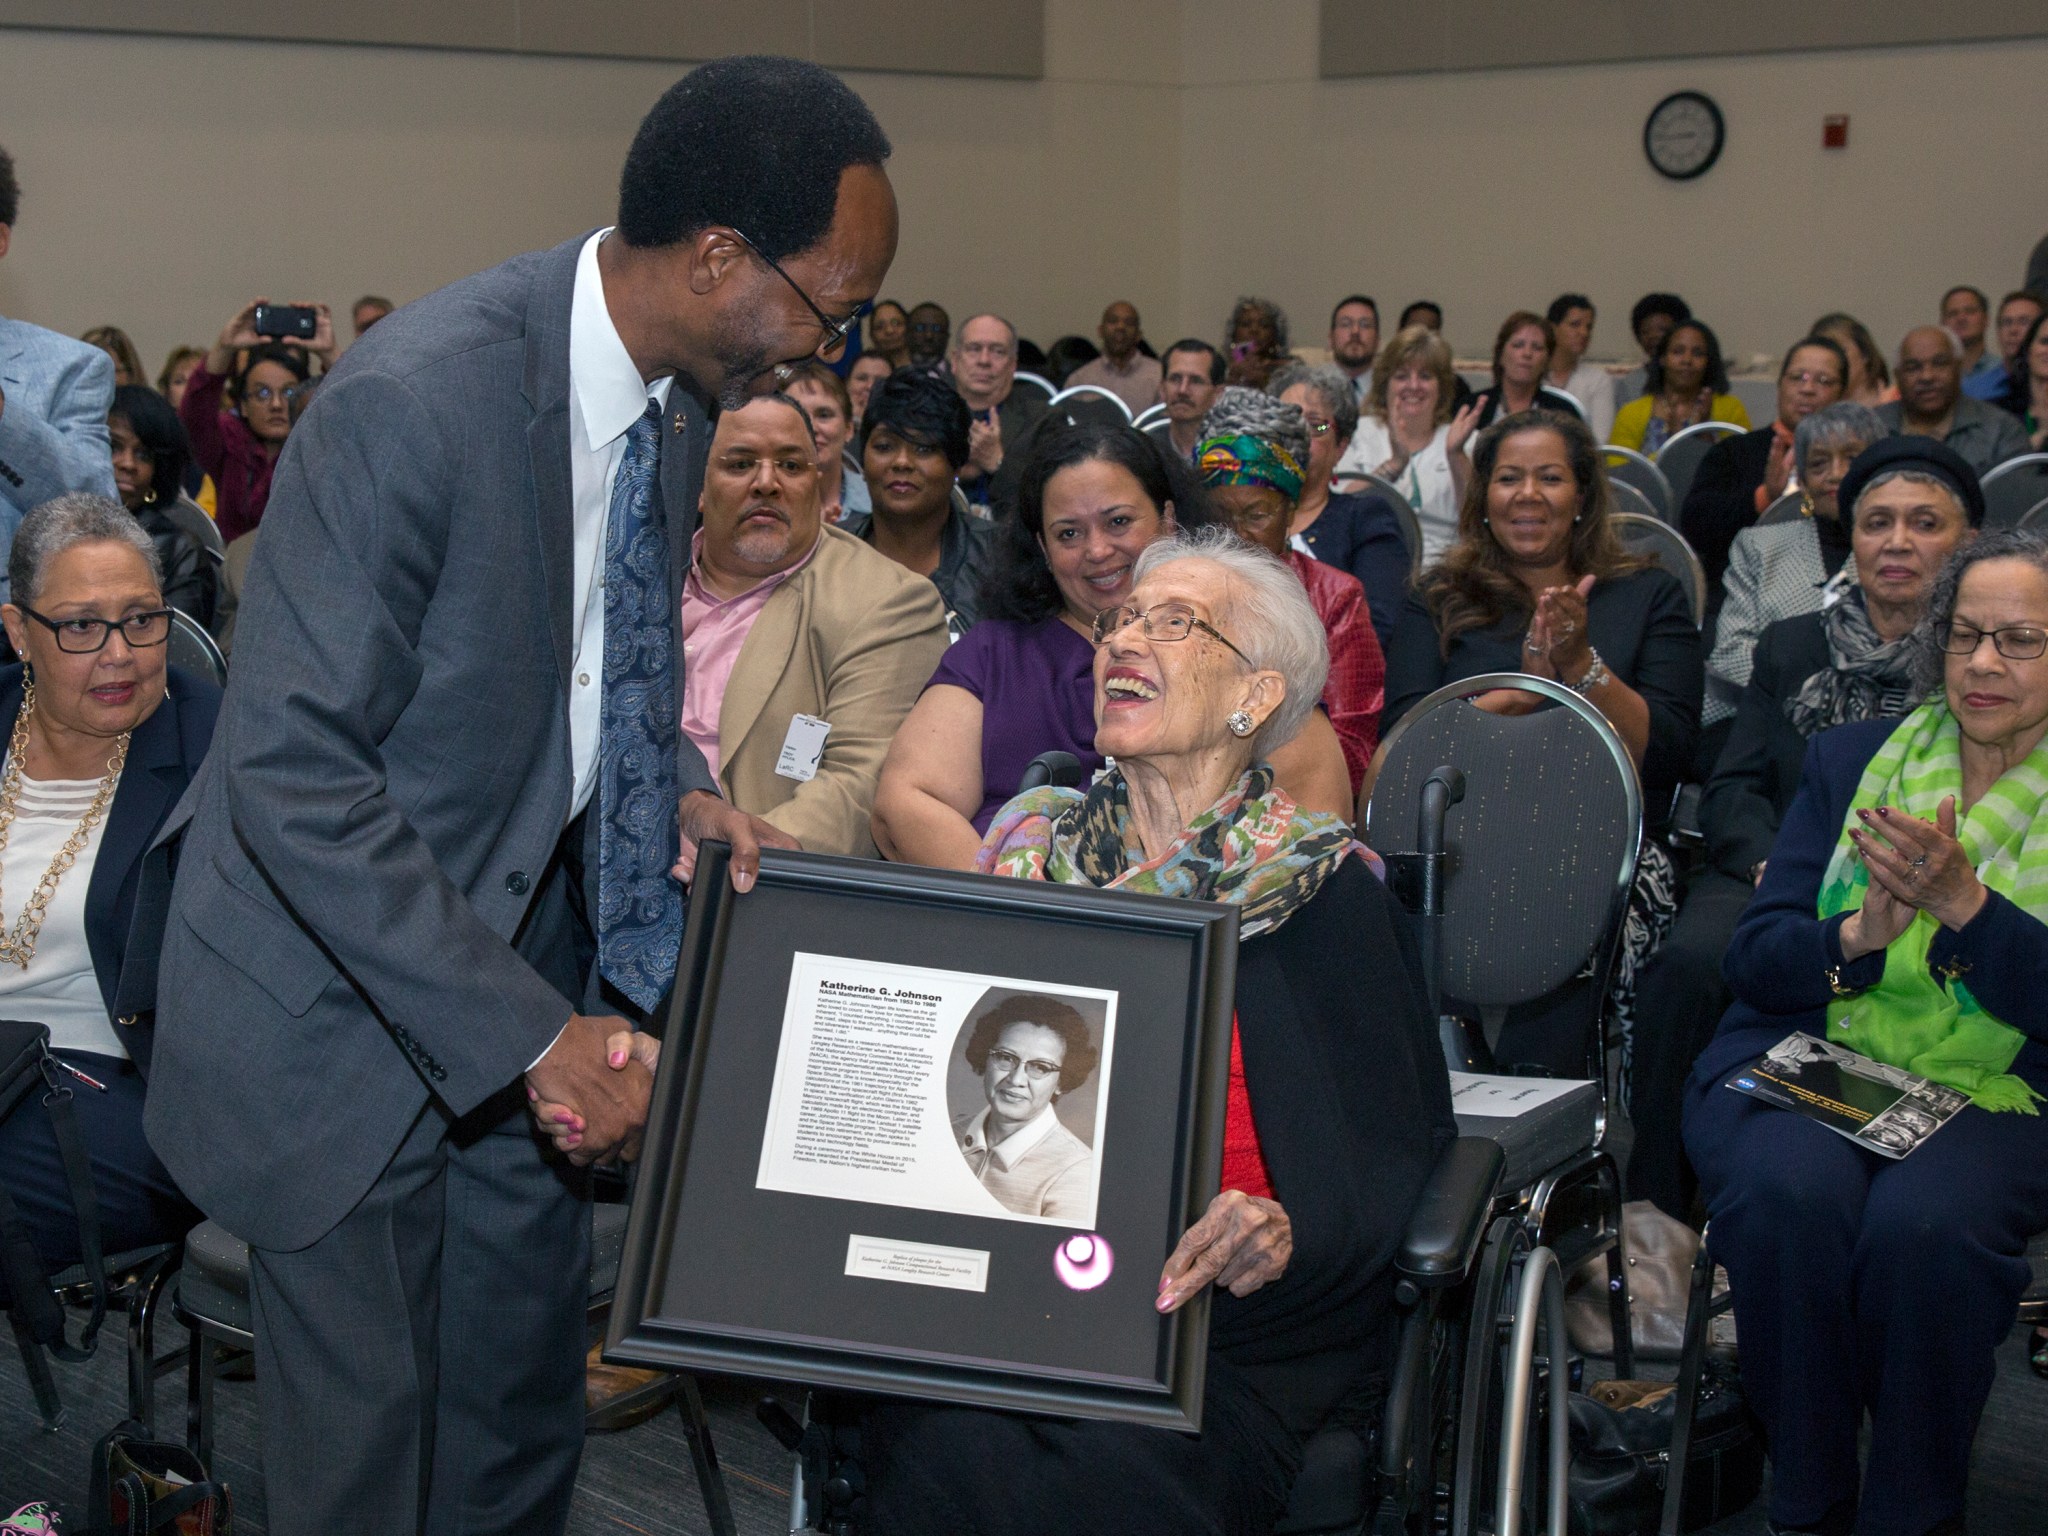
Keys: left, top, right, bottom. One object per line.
{"left": 1448, "top": 1217, "right": 1564, "bottom": 1536}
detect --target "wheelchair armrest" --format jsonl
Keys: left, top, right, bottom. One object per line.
{"left": 1395, "top": 1136, "right": 1503, "bottom": 1290}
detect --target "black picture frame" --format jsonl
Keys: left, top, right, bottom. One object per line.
{"left": 607, "top": 842, "right": 1240, "bottom": 1432}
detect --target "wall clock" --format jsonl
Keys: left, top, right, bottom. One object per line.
{"left": 1644, "top": 91, "right": 1725, "bottom": 180}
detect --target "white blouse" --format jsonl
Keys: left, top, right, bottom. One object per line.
{"left": 1338, "top": 417, "right": 1461, "bottom": 564}
{"left": 0, "top": 762, "right": 123, "bottom": 1058}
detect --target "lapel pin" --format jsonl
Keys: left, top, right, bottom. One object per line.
{"left": 673, "top": 412, "right": 686, "bottom": 435}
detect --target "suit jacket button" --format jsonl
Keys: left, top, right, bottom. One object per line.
{"left": 506, "top": 871, "right": 530, "bottom": 896}
{"left": 117, "top": 1014, "right": 138, "bottom": 1026}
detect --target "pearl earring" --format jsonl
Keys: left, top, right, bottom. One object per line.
{"left": 1227, "top": 710, "right": 1255, "bottom": 737}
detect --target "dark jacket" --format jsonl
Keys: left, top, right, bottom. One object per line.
{"left": 1295, "top": 491, "right": 1411, "bottom": 658}
{"left": 134, "top": 500, "right": 220, "bottom": 634}
{"left": 1469, "top": 384, "right": 1583, "bottom": 432}
{"left": 1679, "top": 426, "right": 1774, "bottom": 596}
{"left": 1687, "top": 717, "right": 2048, "bottom": 1104}
{"left": 1698, "top": 610, "right": 1830, "bottom": 882}
{"left": 0, "top": 663, "right": 220, "bottom": 1067}
{"left": 839, "top": 502, "right": 994, "bottom": 634}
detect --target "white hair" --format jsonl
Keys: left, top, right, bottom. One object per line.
{"left": 1131, "top": 526, "right": 1329, "bottom": 752}
{"left": 9, "top": 492, "right": 161, "bottom": 607}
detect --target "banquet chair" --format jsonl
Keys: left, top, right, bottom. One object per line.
{"left": 1655, "top": 422, "right": 1744, "bottom": 514}
{"left": 1756, "top": 491, "right": 1805, "bottom": 527}
{"left": 1046, "top": 384, "right": 1134, "bottom": 431}
{"left": 1981, "top": 453, "right": 2048, "bottom": 530}
{"left": 1331, "top": 470, "right": 1424, "bottom": 579}
{"left": 167, "top": 607, "right": 227, "bottom": 686}
{"left": 1603, "top": 447, "right": 1674, "bottom": 521}
{"left": 1610, "top": 512, "right": 1709, "bottom": 626}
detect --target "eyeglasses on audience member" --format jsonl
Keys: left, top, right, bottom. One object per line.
{"left": 1091, "top": 602, "right": 1250, "bottom": 663}
{"left": 1937, "top": 620, "right": 2048, "bottom": 660}
{"left": 16, "top": 606, "right": 174, "bottom": 653}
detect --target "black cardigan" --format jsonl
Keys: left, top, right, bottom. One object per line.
{"left": 1698, "top": 610, "right": 1831, "bottom": 882}
{"left": 0, "top": 664, "right": 221, "bottom": 1055}
{"left": 1678, "top": 426, "right": 1774, "bottom": 595}
{"left": 1216, "top": 856, "right": 1456, "bottom": 1374}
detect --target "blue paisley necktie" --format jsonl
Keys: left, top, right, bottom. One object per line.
{"left": 596, "top": 399, "right": 683, "bottom": 1012}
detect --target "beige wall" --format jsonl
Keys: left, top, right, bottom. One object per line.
{"left": 1, "top": 6, "right": 2040, "bottom": 380}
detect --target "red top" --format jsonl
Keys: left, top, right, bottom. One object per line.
{"left": 1221, "top": 1015, "right": 1275, "bottom": 1202}
{"left": 1286, "top": 549, "right": 1385, "bottom": 800}
{"left": 178, "top": 363, "right": 280, "bottom": 544}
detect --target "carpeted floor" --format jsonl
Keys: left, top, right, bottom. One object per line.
{"left": 4, "top": 1313, "right": 2044, "bottom": 1533}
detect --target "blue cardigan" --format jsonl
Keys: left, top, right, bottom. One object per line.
{"left": 1686, "top": 716, "right": 2048, "bottom": 1106}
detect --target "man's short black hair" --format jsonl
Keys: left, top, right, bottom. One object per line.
{"left": 1630, "top": 291, "right": 1691, "bottom": 337}
{"left": 861, "top": 366, "right": 971, "bottom": 470}
{"left": 1546, "top": 293, "right": 1594, "bottom": 326}
{"left": 1162, "top": 338, "right": 1225, "bottom": 384}
{"left": 1330, "top": 294, "right": 1377, "bottom": 328}
{"left": 1941, "top": 284, "right": 1989, "bottom": 312}
{"left": 0, "top": 144, "right": 17, "bottom": 229}
{"left": 617, "top": 56, "right": 891, "bottom": 261}
{"left": 1399, "top": 301, "right": 1442, "bottom": 329}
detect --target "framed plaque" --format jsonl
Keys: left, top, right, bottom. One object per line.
{"left": 606, "top": 842, "right": 1239, "bottom": 1431}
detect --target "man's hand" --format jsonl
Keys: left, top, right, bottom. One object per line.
{"left": 967, "top": 414, "right": 1003, "bottom": 476}
{"left": 531, "top": 1030, "right": 661, "bottom": 1158}
{"left": 674, "top": 790, "right": 800, "bottom": 891}
{"left": 523, "top": 1013, "right": 652, "bottom": 1166}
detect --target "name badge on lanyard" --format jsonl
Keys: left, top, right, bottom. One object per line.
{"left": 775, "top": 714, "right": 832, "bottom": 782}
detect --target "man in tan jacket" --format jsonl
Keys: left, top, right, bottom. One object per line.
{"left": 682, "top": 394, "right": 948, "bottom": 856}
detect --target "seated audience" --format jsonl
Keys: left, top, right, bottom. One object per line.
{"left": 1198, "top": 386, "right": 1385, "bottom": 797}
{"left": 1044, "top": 334, "right": 1102, "bottom": 387}
{"left": 1879, "top": 326, "right": 2031, "bottom": 477}
{"left": 873, "top": 422, "right": 1352, "bottom": 867}
{"left": 950, "top": 314, "right": 1047, "bottom": 507}
{"left": 845, "top": 350, "right": 893, "bottom": 427}
{"left": 155, "top": 346, "right": 203, "bottom": 412}
{"left": 1546, "top": 293, "right": 1618, "bottom": 440}
{"left": 0, "top": 493, "right": 219, "bottom": 1303}
{"left": 1992, "top": 310, "right": 2048, "bottom": 451}
{"left": 1267, "top": 362, "right": 1411, "bottom": 657}
{"left": 1398, "top": 300, "right": 1443, "bottom": 332}
{"left": 1942, "top": 284, "right": 2006, "bottom": 400}
{"left": 1223, "top": 296, "right": 1293, "bottom": 389}
{"left": 1619, "top": 292, "right": 1691, "bottom": 401}
{"left": 1150, "top": 339, "right": 1224, "bottom": 461}
{"left": 681, "top": 396, "right": 946, "bottom": 857}
{"left": 1631, "top": 438, "right": 1978, "bottom": 1218}
{"left": 80, "top": 326, "right": 144, "bottom": 389}
{"left": 180, "top": 298, "right": 334, "bottom": 542}
{"left": 1703, "top": 402, "right": 1885, "bottom": 738}
{"left": 107, "top": 385, "right": 219, "bottom": 631}
{"left": 906, "top": 301, "right": 950, "bottom": 366}
{"left": 1468, "top": 310, "right": 1583, "bottom": 429}
{"left": 349, "top": 294, "right": 393, "bottom": 337}
{"left": 1385, "top": 409, "right": 1702, "bottom": 1073}
{"left": 1680, "top": 335, "right": 1849, "bottom": 594}
{"left": 866, "top": 298, "right": 911, "bottom": 369}
{"left": 1682, "top": 525, "right": 2048, "bottom": 1536}
{"left": 1328, "top": 295, "right": 1379, "bottom": 406}
{"left": 782, "top": 361, "right": 869, "bottom": 521}
{"left": 1609, "top": 318, "right": 1750, "bottom": 453}
{"left": 1812, "top": 311, "right": 1895, "bottom": 407}
{"left": 1334, "top": 325, "right": 1480, "bottom": 564}
{"left": 1983, "top": 290, "right": 2044, "bottom": 410}
{"left": 842, "top": 367, "right": 989, "bottom": 633}
{"left": 1065, "top": 301, "right": 1162, "bottom": 416}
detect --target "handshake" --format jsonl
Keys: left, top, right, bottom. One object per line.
{"left": 523, "top": 1013, "right": 664, "bottom": 1164}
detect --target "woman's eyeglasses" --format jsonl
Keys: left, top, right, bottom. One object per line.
{"left": 17, "top": 606, "right": 173, "bottom": 653}
{"left": 985, "top": 1047, "right": 1061, "bottom": 1083}
{"left": 1937, "top": 620, "right": 2048, "bottom": 660}
{"left": 1091, "top": 602, "right": 1251, "bottom": 663}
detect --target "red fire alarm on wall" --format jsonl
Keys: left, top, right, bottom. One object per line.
{"left": 1823, "top": 115, "right": 1850, "bottom": 149}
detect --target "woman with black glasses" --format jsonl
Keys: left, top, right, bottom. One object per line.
{"left": 0, "top": 493, "right": 220, "bottom": 1311}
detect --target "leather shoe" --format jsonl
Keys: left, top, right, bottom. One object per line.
{"left": 584, "top": 1340, "right": 676, "bottom": 1432}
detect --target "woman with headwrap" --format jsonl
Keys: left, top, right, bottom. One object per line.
{"left": 1682, "top": 513, "right": 2048, "bottom": 1536}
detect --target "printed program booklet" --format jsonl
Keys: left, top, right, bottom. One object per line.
{"left": 1723, "top": 1032, "right": 1969, "bottom": 1158}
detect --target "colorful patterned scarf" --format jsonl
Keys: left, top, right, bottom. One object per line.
{"left": 1198, "top": 433, "right": 1305, "bottom": 503}
{"left": 977, "top": 764, "right": 1353, "bottom": 937}
{"left": 1817, "top": 701, "right": 2048, "bottom": 1112}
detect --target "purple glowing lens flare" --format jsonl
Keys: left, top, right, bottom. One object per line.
{"left": 1053, "top": 1233, "right": 1113, "bottom": 1290}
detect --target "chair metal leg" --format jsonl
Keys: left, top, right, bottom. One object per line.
{"left": 1494, "top": 1247, "right": 1569, "bottom": 1536}
{"left": 1598, "top": 1155, "right": 1636, "bottom": 1381}
{"left": 677, "top": 1374, "right": 738, "bottom": 1536}
{"left": 186, "top": 1330, "right": 218, "bottom": 1470}
{"left": 1659, "top": 1229, "right": 1721, "bottom": 1536}
{"left": 9, "top": 1306, "right": 64, "bottom": 1431}
{"left": 127, "top": 1252, "right": 176, "bottom": 1434}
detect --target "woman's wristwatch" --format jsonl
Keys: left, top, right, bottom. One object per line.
{"left": 1568, "top": 648, "right": 1612, "bottom": 696}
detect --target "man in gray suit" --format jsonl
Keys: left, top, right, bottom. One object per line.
{"left": 0, "top": 145, "right": 119, "bottom": 598}
{"left": 142, "top": 59, "right": 898, "bottom": 1533}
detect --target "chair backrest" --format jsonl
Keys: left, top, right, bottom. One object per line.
{"left": 1012, "top": 372, "right": 1057, "bottom": 404}
{"left": 1980, "top": 453, "right": 2048, "bottom": 530}
{"left": 167, "top": 496, "right": 226, "bottom": 561}
{"left": 1603, "top": 447, "right": 1674, "bottom": 521}
{"left": 168, "top": 607, "right": 226, "bottom": 685}
{"left": 1756, "top": 491, "right": 1805, "bottom": 527}
{"left": 1654, "top": 420, "right": 1744, "bottom": 513}
{"left": 1130, "top": 402, "right": 1169, "bottom": 431}
{"left": 1607, "top": 477, "right": 1662, "bottom": 526}
{"left": 841, "top": 445, "right": 863, "bottom": 483}
{"left": 2019, "top": 499, "right": 2048, "bottom": 530}
{"left": 1366, "top": 674, "right": 1642, "bottom": 1017}
{"left": 1335, "top": 470, "right": 1423, "bottom": 576}
{"left": 1046, "top": 385, "right": 1134, "bottom": 429}
{"left": 1610, "top": 511, "right": 1708, "bottom": 625}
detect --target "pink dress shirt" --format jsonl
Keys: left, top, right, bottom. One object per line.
{"left": 679, "top": 531, "right": 821, "bottom": 780}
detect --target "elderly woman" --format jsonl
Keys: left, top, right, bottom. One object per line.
{"left": 0, "top": 494, "right": 221, "bottom": 1304}
{"left": 1627, "top": 438, "right": 1979, "bottom": 1217}
{"left": 1467, "top": 311, "right": 1584, "bottom": 430}
{"left": 180, "top": 297, "right": 334, "bottom": 543}
{"left": 1269, "top": 362, "right": 1416, "bottom": 656}
{"left": 547, "top": 529, "right": 1456, "bottom": 1532}
{"left": 1223, "top": 296, "right": 1293, "bottom": 390}
{"left": 1701, "top": 401, "right": 1885, "bottom": 742}
{"left": 1335, "top": 326, "right": 1482, "bottom": 564}
{"left": 107, "top": 384, "right": 220, "bottom": 631}
{"left": 1681, "top": 526, "right": 2048, "bottom": 1536}
{"left": 953, "top": 993, "right": 1100, "bottom": 1220}
{"left": 1199, "top": 387, "right": 1385, "bottom": 798}
{"left": 873, "top": 423, "right": 1354, "bottom": 866}
{"left": 1608, "top": 319, "right": 1750, "bottom": 454}
{"left": 1385, "top": 409, "right": 1703, "bottom": 1073}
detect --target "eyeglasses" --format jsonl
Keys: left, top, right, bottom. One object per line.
{"left": 1090, "top": 602, "right": 1251, "bottom": 663}
{"left": 986, "top": 1047, "right": 1061, "bottom": 1083}
{"left": 245, "top": 384, "right": 309, "bottom": 406}
{"left": 1937, "top": 620, "right": 2048, "bottom": 660}
{"left": 1784, "top": 370, "right": 1842, "bottom": 389}
{"left": 1302, "top": 419, "right": 1333, "bottom": 437}
{"left": 17, "top": 605, "right": 172, "bottom": 653}
{"left": 729, "top": 227, "right": 870, "bottom": 360}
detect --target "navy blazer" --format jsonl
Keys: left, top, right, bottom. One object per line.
{"left": 1687, "top": 716, "right": 2048, "bottom": 1104}
{"left": 0, "top": 663, "right": 220, "bottom": 1057}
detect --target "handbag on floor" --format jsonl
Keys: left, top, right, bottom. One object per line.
{"left": 1566, "top": 1370, "right": 1762, "bottom": 1535}
{"left": 91, "top": 1420, "right": 233, "bottom": 1535}
{"left": 1564, "top": 1200, "right": 1698, "bottom": 1362}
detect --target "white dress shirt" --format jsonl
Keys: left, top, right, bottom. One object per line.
{"left": 1338, "top": 417, "right": 1461, "bottom": 563}
{"left": 566, "top": 228, "right": 673, "bottom": 824}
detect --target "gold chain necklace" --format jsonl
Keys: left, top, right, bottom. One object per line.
{"left": 0, "top": 677, "right": 131, "bottom": 969}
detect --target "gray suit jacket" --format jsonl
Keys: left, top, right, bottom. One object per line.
{"left": 0, "top": 316, "right": 118, "bottom": 598}
{"left": 143, "top": 235, "right": 720, "bottom": 1251}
